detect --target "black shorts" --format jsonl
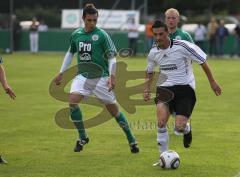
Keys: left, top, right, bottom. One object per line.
{"left": 154, "top": 85, "right": 196, "bottom": 118}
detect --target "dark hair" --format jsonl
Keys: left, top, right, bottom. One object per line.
{"left": 82, "top": 4, "right": 98, "bottom": 18}
{"left": 152, "top": 20, "right": 168, "bottom": 32}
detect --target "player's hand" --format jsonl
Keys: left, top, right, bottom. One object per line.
{"left": 107, "top": 75, "right": 115, "bottom": 92}
{"left": 54, "top": 73, "right": 63, "bottom": 85}
{"left": 210, "top": 80, "right": 222, "bottom": 96}
{"left": 4, "top": 86, "right": 16, "bottom": 99}
{"left": 143, "top": 89, "right": 151, "bottom": 101}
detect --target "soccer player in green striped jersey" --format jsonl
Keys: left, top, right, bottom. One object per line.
{"left": 54, "top": 4, "right": 139, "bottom": 153}
{"left": 165, "top": 8, "right": 194, "bottom": 43}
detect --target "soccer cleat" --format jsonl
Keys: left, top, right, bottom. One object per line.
{"left": 0, "top": 155, "right": 7, "bottom": 164}
{"left": 152, "top": 160, "right": 161, "bottom": 167}
{"left": 74, "top": 138, "right": 89, "bottom": 152}
{"left": 183, "top": 130, "right": 192, "bottom": 148}
{"left": 130, "top": 142, "right": 139, "bottom": 153}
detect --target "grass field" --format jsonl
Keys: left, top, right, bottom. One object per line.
{"left": 0, "top": 52, "right": 240, "bottom": 177}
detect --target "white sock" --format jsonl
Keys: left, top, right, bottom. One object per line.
{"left": 157, "top": 127, "right": 169, "bottom": 155}
{"left": 183, "top": 122, "right": 191, "bottom": 135}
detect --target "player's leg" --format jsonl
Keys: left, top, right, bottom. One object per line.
{"left": 174, "top": 85, "right": 196, "bottom": 148}
{"left": 175, "top": 115, "right": 192, "bottom": 148}
{"left": 93, "top": 77, "right": 139, "bottom": 153}
{"left": 156, "top": 102, "right": 170, "bottom": 154}
{"left": 69, "top": 93, "right": 89, "bottom": 152}
{"left": 69, "top": 75, "right": 92, "bottom": 152}
{"left": 105, "top": 103, "right": 139, "bottom": 153}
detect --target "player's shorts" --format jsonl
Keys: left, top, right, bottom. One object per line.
{"left": 154, "top": 85, "right": 196, "bottom": 118}
{"left": 70, "top": 74, "right": 116, "bottom": 104}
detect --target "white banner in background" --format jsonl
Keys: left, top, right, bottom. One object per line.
{"left": 61, "top": 10, "right": 81, "bottom": 28}
{"left": 61, "top": 9, "right": 140, "bottom": 29}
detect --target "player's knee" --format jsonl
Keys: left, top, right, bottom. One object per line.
{"left": 157, "top": 121, "right": 166, "bottom": 128}
{"left": 175, "top": 124, "right": 186, "bottom": 133}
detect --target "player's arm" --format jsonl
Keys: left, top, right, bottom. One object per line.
{"left": 144, "top": 71, "right": 154, "bottom": 101}
{"left": 201, "top": 62, "right": 221, "bottom": 96}
{"left": 0, "top": 65, "right": 16, "bottom": 99}
{"left": 108, "top": 57, "right": 116, "bottom": 92}
{"left": 144, "top": 54, "right": 155, "bottom": 101}
{"left": 101, "top": 30, "right": 117, "bottom": 91}
{"left": 54, "top": 49, "right": 74, "bottom": 85}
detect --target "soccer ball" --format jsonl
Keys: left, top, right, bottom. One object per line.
{"left": 160, "top": 150, "right": 180, "bottom": 169}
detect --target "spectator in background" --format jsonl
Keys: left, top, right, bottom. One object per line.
{"left": 145, "top": 20, "right": 154, "bottom": 52}
{"left": 165, "top": 8, "right": 194, "bottom": 43}
{"left": 193, "top": 22, "right": 207, "bottom": 52}
{"left": 38, "top": 20, "right": 48, "bottom": 32}
{"left": 12, "top": 15, "right": 21, "bottom": 51}
{"left": 29, "top": 17, "right": 39, "bottom": 53}
{"left": 207, "top": 17, "right": 218, "bottom": 56}
{"left": 128, "top": 18, "right": 139, "bottom": 56}
{"left": 216, "top": 19, "right": 229, "bottom": 57}
{"left": 231, "top": 23, "right": 240, "bottom": 57}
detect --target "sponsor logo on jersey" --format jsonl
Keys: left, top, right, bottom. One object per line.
{"left": 92, "top": 34, "right": 99, "bottom": 41}
{"left": 79, "top": 42, "right": 92, "bottom": 52}
{"left": 80, "top": 53, "right": 92, "bottom": 61}
{"left": 161, "top": 64, "right": 177, "bottom": 71}
{"left": 79, "top": 42, "right": 92, "bottom": 61}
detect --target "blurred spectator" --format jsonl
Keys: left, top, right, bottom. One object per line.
{"left": 216, "top": 19, "right": 229, "bottom": 56}
{"left": 12, "top": 15, "right": 21, "bottom": 51}
{"left": 29, "top": 17, "right": 39, "bottom": 53}
{"left": 231, "top": 23, "right": 240, "bottom": 57}
{"left": 207, "top": 17, "right": 218, "bottom": 56}
{"left": 145, "top": 20, "right": 154, "bottom": 52}
{"left": 128, "top": 18, "right": 139, "bottom": 56}
{"left": 193, "top": 23, "right": 207, "bottom": 52}
{"left": 38, "top": 20, "right": 48, "bottom": 32}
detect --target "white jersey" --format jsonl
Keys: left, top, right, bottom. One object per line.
{"left": 146, "top": 39, "right": 207, "bottom": 89}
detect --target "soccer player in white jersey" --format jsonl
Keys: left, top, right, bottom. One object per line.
{"left": 0, "top": 56, "right": 16, "bottom": 164}
{"left": 143, "top": 20, "right": 221, "bottom": 160}
{"left": 54, "top": 4, "right": 139, "bottom": 153}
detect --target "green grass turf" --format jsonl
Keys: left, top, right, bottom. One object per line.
{"left": 0, "top": 52, "right": 240, "bottom": 177}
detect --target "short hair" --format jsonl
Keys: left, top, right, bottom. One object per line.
{"left": 152, "top": 20, "right": 168, "bottom": 32}
{"left": 165, "top": 8, "right": 180, "bottom": 17}
{"left": 82, "top": 4, "right": 98, "bottom": 18}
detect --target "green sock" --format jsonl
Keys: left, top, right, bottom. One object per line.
{"left": 70, "top": 105, "right": 87, "bottom": 140}
{"left": 115, "top": 112, "right": 136, "bottom": 144}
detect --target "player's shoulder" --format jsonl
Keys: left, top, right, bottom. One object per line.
{"left": 70, "top": 28, "right": 84, "bottom": 39}
{"left": 148, "top": 45, "right": 159, "bottom": 58}
{"left": 173, "top": 39, "right": 195, "bottom": 49}
{"left": 97, "top": 27, "right": 110, "bottom": 37}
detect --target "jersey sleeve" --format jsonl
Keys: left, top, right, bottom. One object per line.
{"left": 146, "top": 52, "right": 156, "bottom": 73}
{"left": 101, "top": 30, "right": 117, "bottom": 59}
{"left": 69, "top": 33, "right": 77, "bottom": 54}
{"left": 182, "top": 41, "right": 207, "bottom": 64}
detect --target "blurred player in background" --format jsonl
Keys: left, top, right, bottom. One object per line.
{"left": 0, "top": 56, "right": 16, "bottom": 164}
{"left": 165, "top": 8, "right": 193, "bottom": 42}
{"left": 54, "top": 4, "right": 139, "bottom": 153}
{"left": 143, "top": 20, "right": 221, "bottom": 163}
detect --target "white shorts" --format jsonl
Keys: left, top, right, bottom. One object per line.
{"left": 70, "top": 74, "right": 116, "bottom": 104}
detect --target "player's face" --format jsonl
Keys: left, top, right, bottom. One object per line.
{"left": 152, "top": 27, "right": 169, "bottom": 48}
{"left": 83, "top": 13, "right": 98, "bottom": 32}
{"left": 165, "top": 12, "right": 179, "bottom": 30}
